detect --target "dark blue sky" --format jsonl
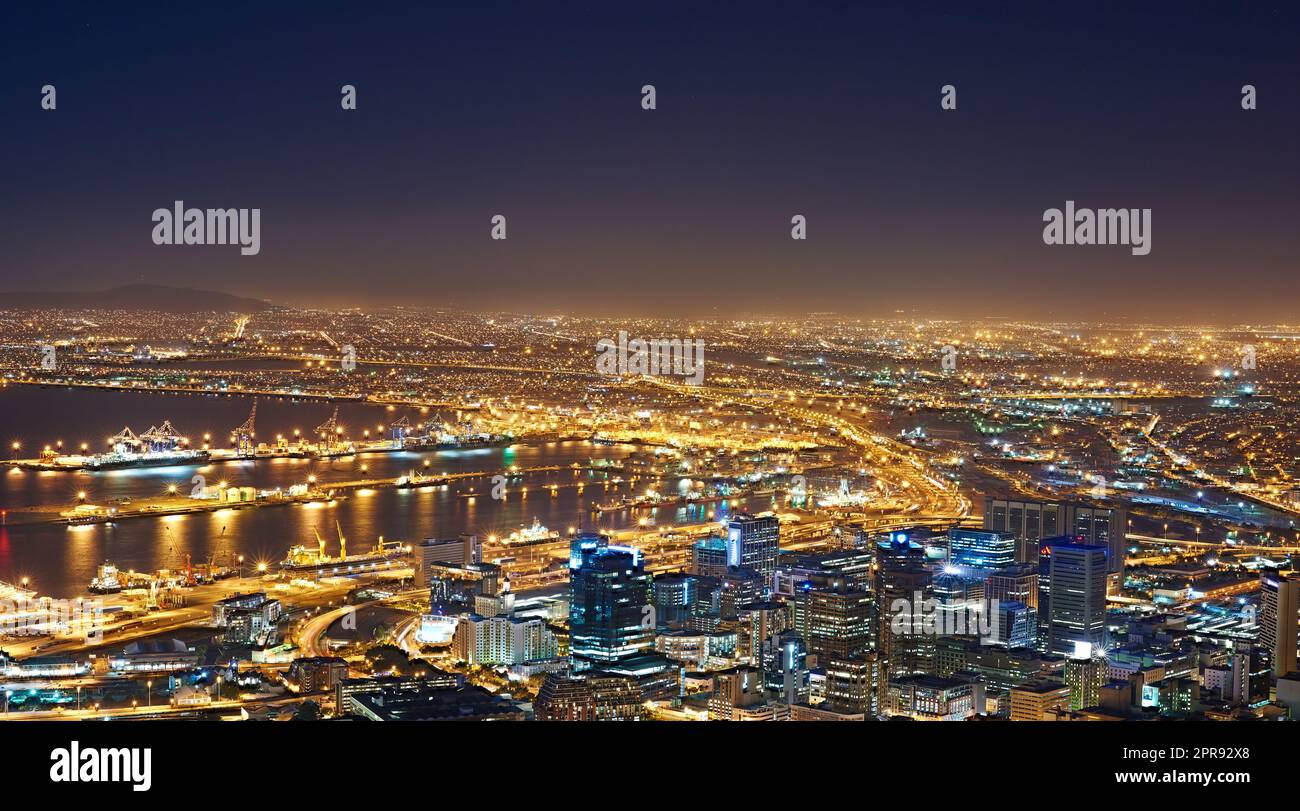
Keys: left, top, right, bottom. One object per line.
{"left": 2, "top": 1, "right": 1297, "bottom": 320}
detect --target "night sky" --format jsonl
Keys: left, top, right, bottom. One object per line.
{"left": 2, "top": 1, "right": 1297, "bottom": 321}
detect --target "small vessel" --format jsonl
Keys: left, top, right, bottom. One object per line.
{"left": 67, "top": 513, "right": 113, "bottom": 526}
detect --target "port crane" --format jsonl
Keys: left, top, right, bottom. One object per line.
{"left": 311, "top": 521, "right": 349, "bottom": 561}
{"left": 314, "top": 408, "right": 344, "bottom": 451}
{"left": 232, "top": 400, "right": 257, "bottom": 457}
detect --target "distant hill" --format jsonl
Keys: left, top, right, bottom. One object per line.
{"left": 0, "top": 284, "right": 275, "bottom": 313}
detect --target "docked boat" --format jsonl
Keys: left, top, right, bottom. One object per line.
{"left": 436, "top": 434, "right": 512, "bottom": 450}
{"left": 280, "top": 523, "right": 408, "bottom": 572}
{"left": 501, "top": 518, "right": 561, "bottom": 546}
{"left": 395, "top": 471, "right": 448, "bottom": 489}
{"left": 88, "top": 562, "right": 124, "bottom": 594}
{"left": 83, "top": 449, "right": 210, "bottom": 471}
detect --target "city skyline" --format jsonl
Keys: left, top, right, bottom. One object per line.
{"left": 2, "top": 6, "right": 1299, "bottom": 791}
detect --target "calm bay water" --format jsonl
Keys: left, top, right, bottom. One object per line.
{"left": 0, "top": 386, "right": 761, "bottom": 597}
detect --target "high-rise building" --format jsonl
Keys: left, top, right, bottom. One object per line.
{"left": 1065, "top": 651, "right": 1105, "bottom": 710}
{"left": 875, "top": 537, "right": 935, "bottom": 679}
{"left": 985, "top": 564, "right": 1039, "bottom": 610}
{"left": 726, "top": 513, "right": 781, "bottom": 580}
{"left": 932, "top": 572, "right": 987, "bottom": 640}
{"left": 285, "top": 657, "right": 349, "bottom": 694}
{"left": 532, "top": 671, "right": 647, "bottom": 721}
{"left": 692, "top": 537, "right": 729, "bottom": 578}
{"left": 984, "top": 498, "right": 1125, "bottom": 578}
{"left": 774, "top": 548, "right": 874, "bottom": 596}
{"left": 885, "top": 675, "right": 981, "bottom": 721}
{"left": 1041, "top": 538, "right": 1108, "bottom": 656}
{"left": 413, "top": 535, "right": 480, "bottom": 587}
{"left": 765, "top": 632, "right": 809, "bottom": 706}
{"left": 568, "top": 533, "right": 654, "bottom": 671}
{"left": 948, "top": 528, "right": 1017, "bottom": 571}
{"left": 989, "top": 601, "right": 1037, "bottom": 650}
{"left": 792, "top": 584, "right": 874, "bottom": 661}
{"left": 1259, "top": 572, "right": 1299, "bottom": 677}
{"left": 737, "top": 600, "right": 791, "bottom": 666}
{"left": 824, "top": 654, "right": 879, "bottom": 716}
{"left": 452, "top": 614, "right": 558, "bottom": 666}
{"left": 587, "top": 673, "right": 646, "bottom": 721}
{"left": 719, "top": 566, "right": 765, "bottom": 620}
{"left": 709, "top": 667, "right": 788, "bottom": 721}
{"left": 652, "top": 573, "right": 699, "bottom": 628}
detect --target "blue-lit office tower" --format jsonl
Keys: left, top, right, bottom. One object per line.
{"left": 568, "top": 533, "right": 655, "bottom": 671}
{"left": 727, "top": 514, "right": 781, "bottom": 581}
{"left": 652, "top": 573, "right": 711, "bottom": 628}
{"left": 932, "top": 571, "right": 987, "bottom": 639}
{"left": 762, "top": 631, "right": 809, "bottom": 705}
{"left": 875, "top": 533, "right": 935, "bottom": 678}
{"left": 990, "top": 601, "right": 1036, "bottom": 649}
{"left": 1040, "top": 538, "right": 1108, "bottom": 656}
{"left": 948, "top": 528, "right": 1017, "bottom": 572}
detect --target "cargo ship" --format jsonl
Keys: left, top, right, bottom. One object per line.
{"left": 280, "top": 522, "right": 408, "bottom": 572}
{"left": 395, "top": 471, "right": 449, "bottom": 489}
{"left": 83, "top": 448, "right": 211, "bottom": 471}
{"left": 500, "top": 518, "right": 561, "bottom": 546}
{"left": 437, "top": 434, "right": 513, "bottom": 450}
{"left": 88, "top": 562, "right": 124, "bottom": 594}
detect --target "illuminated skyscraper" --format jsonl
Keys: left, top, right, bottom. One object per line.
{"left": 1040, "top": 538, "right": 1108, "bottom": 657}
{"left": 792, "top": 584, "right": 874, "bottom": 660}
{"left": 984, "top": 498, "right": 1125, "bottom": 580}
{"left": 875, "top": 541, "right": 935, "bottom": 679}
{"left": 1259, "top": 572, "right": 1300, "bottom": 677}
{"left": 985, "top": 564, "right": 1039, "bottom": 611}
{"left": 568, "top": 533, "right": 654, "bottom": 671}
{"left": 1065, "top": 649, "right": 1105, "bottom": 710}
{"left": 726, "top": 513, "right": 781, "bottom": 580}
{"left": 692, "top": 536, "right": 729, "bottom": 578}
{"left": 948, "top": 528, "right": 1017, "bottom": 571}
{"left": 824, "top": 654, "right": 880, "bottom": 716}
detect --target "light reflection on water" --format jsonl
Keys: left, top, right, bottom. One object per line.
{"left": 0, "top": 387, "right": 771, "bottom": 597}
